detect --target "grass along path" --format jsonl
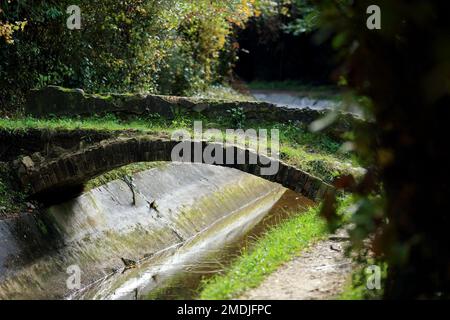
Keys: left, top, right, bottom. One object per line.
{"left": 241, "top": 227, "right": 353, "bottom": 300}
{"left": 198, "top": 205, "right": 328, "bottom": 300}
{"left": 197, "top": 197, "right": 352, "bottom": 300}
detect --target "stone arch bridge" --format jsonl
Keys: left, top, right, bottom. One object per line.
{"left": 14, "top": 136, "right": 334, "bottom": 202}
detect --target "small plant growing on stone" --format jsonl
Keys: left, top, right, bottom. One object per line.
{"left": 226, "top": 107, "right": 245, "bottom": 128}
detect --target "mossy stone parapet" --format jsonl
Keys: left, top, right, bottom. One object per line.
{"left": 26, "top": 86, "right": 184, "bottom": 118}
{"left": 26, "top": 86, "right": 359, "bottom": 133}
{"left": 26, "top": 85, "right": 270, "bottom": 118}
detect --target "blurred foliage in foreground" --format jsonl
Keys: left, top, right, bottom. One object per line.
{"left": 318, "top": 0, "right": 450, "bottom": 299}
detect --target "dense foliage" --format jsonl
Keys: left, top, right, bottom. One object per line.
{"left": 0, "top": 0, "right": 260, "bottom": 113}
{"left": 247, "top": 0, "right": 318, "bottom": 35}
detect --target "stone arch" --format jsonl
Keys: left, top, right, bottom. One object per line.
{"left": 15, "top": 136, "right": 333, "bottom": 201}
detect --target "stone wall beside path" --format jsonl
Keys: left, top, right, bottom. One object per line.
{"left": 26, "top": 86, "right": 360, "bottom": 138}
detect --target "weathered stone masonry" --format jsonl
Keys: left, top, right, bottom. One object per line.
{"left": 26, "top": 86, "right": 358, "bottom": 137}
{"left": 14, "top": 136, "right": 334, "bottom": 201}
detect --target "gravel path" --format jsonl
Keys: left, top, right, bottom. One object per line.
{"left": 240, "top": 228, "right": 353, "bottom": 300}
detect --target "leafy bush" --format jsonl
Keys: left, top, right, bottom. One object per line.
{"left": 0, "top": 0, "right": 259, "bottom": 113}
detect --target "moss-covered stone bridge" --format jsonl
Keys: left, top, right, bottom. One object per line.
{"left": 14, "top": 136, "right": 333, "bottom": 201}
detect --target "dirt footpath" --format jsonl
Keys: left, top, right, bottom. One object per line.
{"left": 240, "top": 228, "right": 353, "bottom": 300}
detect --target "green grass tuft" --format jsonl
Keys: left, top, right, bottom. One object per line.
{"left": 198, "top": 205, "right": 328, "bottom": 300}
